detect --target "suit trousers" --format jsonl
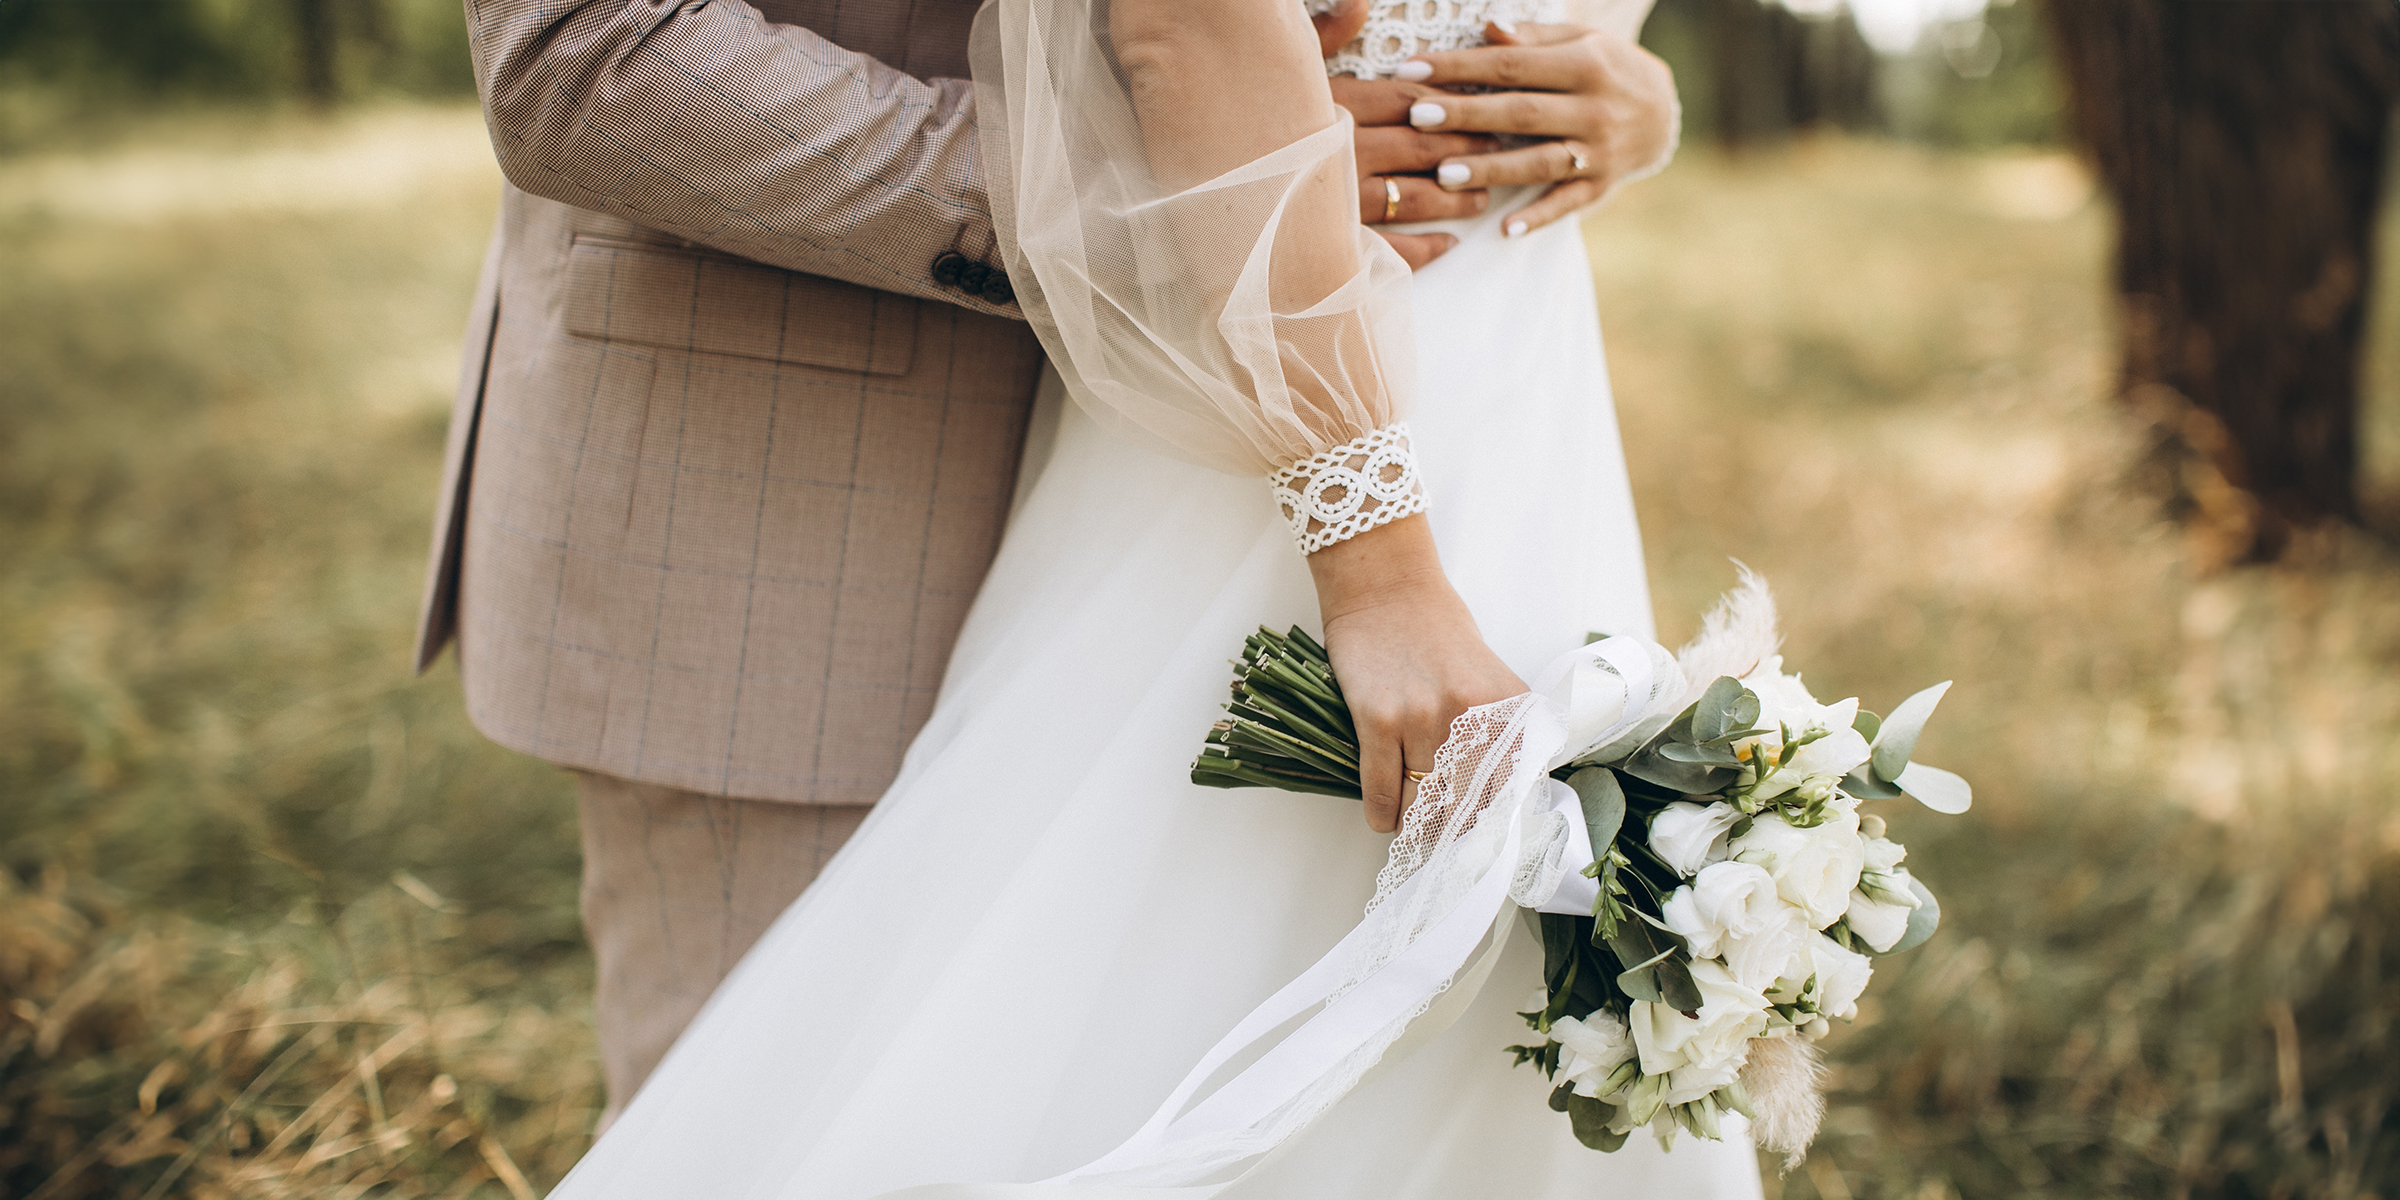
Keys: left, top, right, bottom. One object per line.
{"left": 575, "top": 770, "right": 869, "bottom": 1124}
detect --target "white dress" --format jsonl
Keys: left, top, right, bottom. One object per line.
{"left": 549, "top": 4, "right": 1764, "bottom": 1197}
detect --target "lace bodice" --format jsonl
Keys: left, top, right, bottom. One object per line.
{"left": 1307, "top": 0, "right": 1568, "bottom": 80}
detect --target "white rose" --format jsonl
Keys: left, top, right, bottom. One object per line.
{"left": 1844, "top": 868, "right": 1920, "bottom": 952}
{"left": 1730, "top": 810, "right": 1866, "bottom": 929}
{"left": 1776, "top": 932, "right": 1874, "bottom": 1022}
{"left": 1549, "top": 1010, "right": 1638, "bottom": 1098}
{"left": 1630, "top": 960, "right": 1769, "bottom": 1085}
{"left": 1649, "top": 801, "right": 1742, "bottom": 876}
{"left": 1719, "top": 905, "right": 1810, "bottom": 993}
{"left": 1659, "top": 861, "right": 1781, "bottom": 960}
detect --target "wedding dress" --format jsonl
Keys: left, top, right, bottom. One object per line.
{"left": 548, "top": 1, "right": 1762, "bottom": 1195}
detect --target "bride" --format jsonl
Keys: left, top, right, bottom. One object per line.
{"left": 551, "top": 0, "right": 1764, "bottom": 1195}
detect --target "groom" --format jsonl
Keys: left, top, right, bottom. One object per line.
{"left": 419, "top": 0, "right": 1678, "bottom": 1122}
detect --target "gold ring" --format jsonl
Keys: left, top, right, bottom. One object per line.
{"left": 1382, "top": 176, "right": 1402, "bottom": 223}
{"left": 1568, "top": 145, "right": 1590, "bottom": 174}
{"left": 1405, "top": 769, "right": 1430, "bottom": 782}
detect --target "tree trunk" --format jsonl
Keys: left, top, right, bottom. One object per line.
{"left": 1703, "top": 0, "right": 1879, "bottom": 148}
{"left": 292, "top": 0, "right": 336, "bottom": 106}
{"left": 2043, "top": 0, "right": 2399, "bottom": 563}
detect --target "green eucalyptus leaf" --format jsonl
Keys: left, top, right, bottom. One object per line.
{"left": 1565, "top": 1093, "right": 1629, "bottom": 1152}
{"left": 1656, "top": 956, "right": 1704, "bottom": 1013}
{"left": 1658, "top": 741, "right": 1742, "bottom": 766}
{"left": 1568, "top": 943, "right": 1609, "bottom": 1016}
{"left": 1870, "top": 681, "right": 1952, "bottom": 781}
{"left": 1692, "top": 676, "right": 1747, "bottom": 744}
{"left": 1583, "top": 630, "right": 1612, "bottom": 646}
{"left": 1567, "top": 767, "right": 1627, "bottom": 860}
{"left": 1730, "top": 690, "right": 1761, "bottom": 731}
{"left": 1840, "top": 767, "right": 1906, "bottom": 800}
{"left": 1622, "top": 747, "right": 1740, "bottom": 795}
{"left": 1550, "top": 1083, "right": 1576, "bottom": 1113}
{"left": 1851, "top": 708, "right": 1881, "bottom": 742}
{"left": 1699, "top": 726, "right": 1770, "bottom": 748}
{"left": 1541, "top": 912, "right": 1577, "bottom": 990}
{"left": 1897, "top": 760, "right": 1973, "bottom": 814}
{"left": 1614, "top": 966, "right": 1664, "bottom": 1003}
{"left": 1605, "top": 918, "right": 1682, "bottom": 1003}
{"left": 1657, "top": 705, "right": 1700, "bottom": 754}
{"left": 1886, "top": 876, "right": 1942, "bottom": 953}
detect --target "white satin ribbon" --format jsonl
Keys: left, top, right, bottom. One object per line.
{"left": 874, "top": 637, "right": 1683, "bottom": 1198}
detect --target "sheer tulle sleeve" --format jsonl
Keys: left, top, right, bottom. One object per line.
{"left": 969, "top": 0, "right": 1427, "bottom": 554}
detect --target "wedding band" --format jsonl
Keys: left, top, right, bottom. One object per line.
{"left": 1382, "top": 176, "right": 1402, "bottom": 223}
{"left": 1405, "top": 769, "right": 1430, "bottom": 782}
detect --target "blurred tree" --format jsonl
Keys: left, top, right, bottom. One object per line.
{"left": 2044, "top": 0, "right": 2400, "bottom": 562}
{"left": 1643, "top": 0, "right": 1883, "bottom": 146}
{"left": 0, "top": 0, "right": 470, "bottom": 132}
{"left": 293, "top": 0, "right": 337, "bottom": 104}
{"left": 1881, "top": 0, "right": 2064, "bottom": 147}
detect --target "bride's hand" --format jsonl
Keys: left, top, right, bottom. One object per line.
{"left": 1308, "top": 515, "right": 1526, "bottom": 834}
{"left": 1399, "top": 22, "right": 1678, "bottom": 235}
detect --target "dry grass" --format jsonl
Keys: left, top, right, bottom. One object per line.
{"left": 1, "top": 868, "right": 596, "bottom": 1199}
{"left": 2, "top": 107, "right": 2397, "bottom": 1197}
{"left": 0, "top": 104, "right": 596, "bottom": 1197}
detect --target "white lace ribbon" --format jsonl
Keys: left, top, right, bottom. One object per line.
{"left": 1268, "top": 424, "right": 1428, "bottom": 554}
{"left": 869, "top": 637, "right": 1682, "bottom": 1199}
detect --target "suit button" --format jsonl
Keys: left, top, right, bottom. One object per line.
{"left": 931, "top": 251, "right": 967, "bottom": 287}
{"left": 981, "top": 271, "right": 1014, "bottom": 305}
{"left": 956, "top": 261, "right": 990, "bottom": 293}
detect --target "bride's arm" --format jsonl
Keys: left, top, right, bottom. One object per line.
{"left": 1109, "top": 0, "right": 1523, "bottom": 833}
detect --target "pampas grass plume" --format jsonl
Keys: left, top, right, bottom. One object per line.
{"left": 1741, "top": 1035, "right": 1827, "bottom": 1171}
{"left": 1672, "top": 563, "right": 1783, "bottom": 708}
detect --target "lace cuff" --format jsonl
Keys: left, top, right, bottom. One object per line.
{"left": 1269, "top": 424, "right": 1428, "bottom": 554}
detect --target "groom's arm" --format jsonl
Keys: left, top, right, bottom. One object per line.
{"left": 468, "top": 0, "right": 1014, "bottom": 314}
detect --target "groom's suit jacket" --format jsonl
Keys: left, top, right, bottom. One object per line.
{"left": 418, "top": 0, "right": 1046, "bottom": 804}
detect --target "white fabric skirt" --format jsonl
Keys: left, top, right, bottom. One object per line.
{"left": 550, "top": 200, "right": 1766, "bottom": 1200}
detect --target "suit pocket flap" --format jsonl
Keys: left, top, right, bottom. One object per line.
{"left": 562, "top": 237, "right": 915, "bottom": 376}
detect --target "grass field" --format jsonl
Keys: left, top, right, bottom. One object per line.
{"left": 3, "top": 103, "right": 2396, "bottom": 1198}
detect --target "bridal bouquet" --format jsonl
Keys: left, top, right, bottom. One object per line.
{"left": 1190, "top": 580, "right": 1969, "bottom": 1163}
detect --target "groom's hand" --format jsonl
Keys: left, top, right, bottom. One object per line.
{"left": 1398, "top": 21, "right": 1677, "bottom": 236}
{"left": 1332, "top": 77, "right": 1498, "bottom": 270}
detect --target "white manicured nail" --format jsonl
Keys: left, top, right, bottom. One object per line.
{"left": 1393, "top": 60, "right": 1433, "bottom": 82}
{"left": 1505, "top": 219, "right": 1528, "bottom": 238}
{"left": 1437, "top": 162, "right": 1471, "bottom": 188}
{"left": 1492, "top": 18, "right": 1518, "bottom": 36}
{"left": 1409, "top": 102, "right": 1447, "bottom": 128}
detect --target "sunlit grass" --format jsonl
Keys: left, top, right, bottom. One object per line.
{"left": 3, "top": 106, "right": 2395, "bottom": 1197}
{"left": 1596, "top": 138, "right": 2400, "bottom": 1198}
{"left": 0, "top": 104, "right": 591, "bottom": 1198}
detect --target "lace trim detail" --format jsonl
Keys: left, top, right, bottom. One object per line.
{"left": 1269, "top": 424, "right": 1428, "bottom": 554}
{"left": 1306, "top": 0, "right": 1566, "bottom": 81}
